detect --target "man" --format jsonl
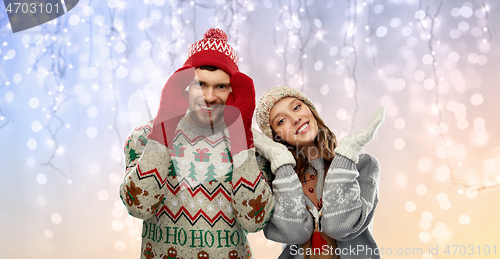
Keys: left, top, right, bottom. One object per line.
{"left": 120, "top": 28, "right": 275, "bottom": 259}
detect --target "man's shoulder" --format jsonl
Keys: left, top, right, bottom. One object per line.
{"left": 132, "top": 120, "right": 154, "bottom": 132}
{"left": 127, "top": 120, "right": 154, "bottom": 141}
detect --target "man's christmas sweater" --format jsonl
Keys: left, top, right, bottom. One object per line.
{"left": 120, "top": 118, "right": 274, "bottom": 259}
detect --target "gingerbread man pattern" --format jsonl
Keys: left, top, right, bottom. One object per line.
{"left": 197, "top": 250, "right": 209, "bottom": 259}
{"left": 227, "top": 250, "right": 243, "bottom": 259}
{"left": 147, "top": 193, "right": 165, "bottom": 213}
{"left": 142, "top": 242, "right": 156, "bottom": 259}
{"left": 243, "top": 190, "right": 268, "bottom": 224}
{"left": 160, "top": 247, "right": 179, "bottom": 259}
{"left": 124, "top": 179, "right": 148, "bottom": 209}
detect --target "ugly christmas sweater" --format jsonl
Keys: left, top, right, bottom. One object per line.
{"left": 120, "top": 118, "right": 274, "bottom": 259}
{"left": 264, "top": 154, "right": 380, "bottom": 259}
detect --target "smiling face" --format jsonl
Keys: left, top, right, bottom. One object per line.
{"left": 185, "top": 68, "right": 231, "bottom": 128}
{"left": 269, "top": 97, "right": 319, "bottom": 149}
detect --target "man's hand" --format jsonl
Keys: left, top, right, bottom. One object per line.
{"left": 224, "top": 72, "right": 255, "bottom": 154}
{"left": 148, "top": 66, "right": 195, "bottom": 146}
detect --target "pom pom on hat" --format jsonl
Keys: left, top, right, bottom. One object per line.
{"left": 256, "top": 86, "right": 316, "bottom": 138}
{"left": 183, "top": 28, "right": 239, "bottom": 76}
{"left": 203, "top": 28, "right": 228, "bottom": 42}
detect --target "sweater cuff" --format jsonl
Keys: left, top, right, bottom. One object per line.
{"left": 331, "top": 154, "right": 357, "bottom": 170}
{"left": 275, "top": 164, "right": 298, "bottom": 179}
{"left": 270, "top": 151, "right": 296, "bottom": 173}
{"left": 334, "top": 140, "right": 362, "bottom": 163}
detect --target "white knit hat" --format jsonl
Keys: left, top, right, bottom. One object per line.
{"left": 255, "top": 86, "right": 316, "bottom": 138}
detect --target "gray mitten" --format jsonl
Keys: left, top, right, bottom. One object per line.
{"left": 335, "top": 106, "right": 386, "bottom": 163}
{"left": 252, "top": 128, "right": 296, "bottom": 173}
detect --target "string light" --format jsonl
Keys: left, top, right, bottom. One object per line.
{"left": 344, "top": 0, "right": 360, "bottom": 131}
{"left": 273, "top": 0, "right": 316, "bottom": 92}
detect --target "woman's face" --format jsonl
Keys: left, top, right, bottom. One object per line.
{"left": 269, "top": 97, "right": 318, "bottom": 148}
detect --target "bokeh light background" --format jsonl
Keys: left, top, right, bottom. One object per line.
{"left": 1, "top": 0, "right": 499, "bottom": 258}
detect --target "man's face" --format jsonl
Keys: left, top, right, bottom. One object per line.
{"left": 185, "top": 68, "right": 231, "bottom": 128}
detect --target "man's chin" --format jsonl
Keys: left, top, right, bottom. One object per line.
{"left": 190, "top": 112, "right": 224, "bottom": 128}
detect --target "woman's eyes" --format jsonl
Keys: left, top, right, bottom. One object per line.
{"left": 276, "top": 104, "right": 300, "bottom": 126}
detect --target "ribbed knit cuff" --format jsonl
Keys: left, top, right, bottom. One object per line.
{"left": 334, "top": 140, "right": 362, "bottom": 163}
{"left": 275, "top": 164, "right": 298, "bottom": 179}
{"left": 331, "top": 154, "right": 357, "bottom": 170}
{"left": 270, "top": 151, "right": 296, "bottom": 173}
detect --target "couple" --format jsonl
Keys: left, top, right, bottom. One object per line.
{"left": 120, "top": 28, "right": 384, "bottom": 259}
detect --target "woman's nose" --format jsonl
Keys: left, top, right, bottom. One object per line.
{"left": 292, "top": 115, "right": 301, "bottom": 125}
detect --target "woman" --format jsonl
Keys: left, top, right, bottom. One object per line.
{"left": 252, "top": 86, "right": 385, "bottom": 259}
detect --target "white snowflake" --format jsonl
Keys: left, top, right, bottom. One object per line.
{"left": 171, "top": 198, "right": 179, "bottom": 208}
{"left": 197, "top": 197, "right": 205, "bottom": 206}
{"left": 275, "top": 197, "right": 285, "bottom": 213}
{"left": 206, "top": 204, "right": 216, "bottom": 213}
{"left": 198, "top": 164, "right": 204, "bottom": 171}
{"left": 189, "top": 201, "right": 197, "bottom": 210}
{"left": 218, "top": 164, "right": 226, "bottom": 171}
{"left": 216, "top": 197, "right": 226, "bottom": 208}
{"left": 290, "top": 196, "right": 303, "bottom": 216}
{"left": 225, "top": 204, "right": 233, "bottom": 215}
{"left": 188, "top": 131, "right": 194, "bottom": 137}
{"left": 179, "top": 193, "right": 188, "bottom": 202}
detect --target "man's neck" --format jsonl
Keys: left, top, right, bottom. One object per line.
{"left": 183, "top": 114, "right": 223, "bottom": 134}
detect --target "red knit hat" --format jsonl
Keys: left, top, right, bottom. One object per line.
{"left": 183, "top": 28, "right": 239, "bottom": 76}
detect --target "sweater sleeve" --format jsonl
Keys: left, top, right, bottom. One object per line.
{"left": 119, "top": 121, "right": 172, "bottom": 220}
{"left": 230, "top": 148, "right": 275, "bottom": 233}
{"left": 321, "top": 153, "right": 380, "bottom": 241}
{"left": 263, "top": 164, "right": 314, "bottom": 245}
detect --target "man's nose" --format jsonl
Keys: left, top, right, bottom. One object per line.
{"left": 202, "top": 87, "right": 217, "bottom": 103}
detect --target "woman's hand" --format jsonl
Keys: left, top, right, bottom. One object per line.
{"left": 335, "top": 106, "right": 386, "bottom": 163}
{"left": 252, "top": 128, "right": 296, "bottom": 173}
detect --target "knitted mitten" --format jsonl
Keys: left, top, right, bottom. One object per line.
{"left": 224, "top": 72, "right": 255, "bottom": 155}
{"left": 252, "top": 128, "right": 296, "bottom": 173}
{"left": 148, "top": 66, "right": 195, "bottom": 146}
{"left": 335, "top": 106, "right": 386, "bottom": 163}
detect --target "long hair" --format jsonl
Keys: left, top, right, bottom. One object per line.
{"left": 271, "top": 101, "right": 337, "bottom": 180}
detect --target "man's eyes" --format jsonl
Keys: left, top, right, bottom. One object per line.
{"left": 191, "top": 81, "right": 202, "bottom": 87}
